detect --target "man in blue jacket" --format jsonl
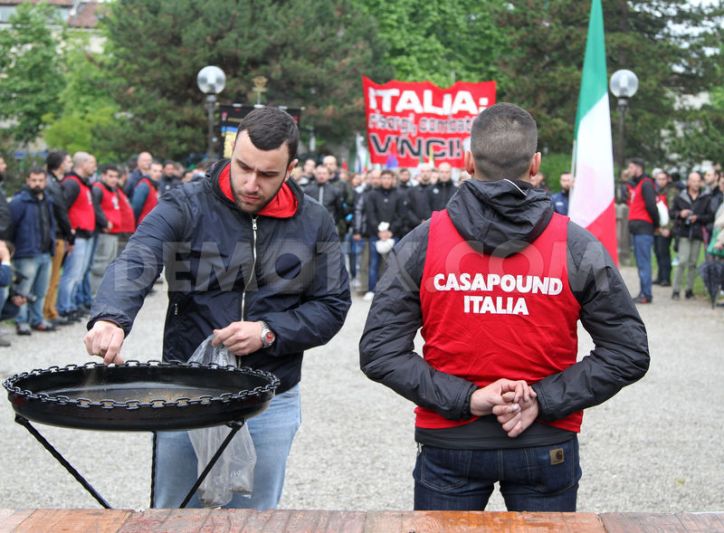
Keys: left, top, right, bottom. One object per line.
{"left": 84, "top": 107, "right": 351, "bottom": 510}
{"left": 9, "top": 167, "right": 57, "bottom": 334}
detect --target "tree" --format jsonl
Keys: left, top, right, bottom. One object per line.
{"left": 356, "top": 0, "right": 509, "bottom": 87}
{"left": 495, "top": 0, "right": 723, "bottom": 166}
{"left": 98, "top": 0, "right": 390, "bottom": 160}
{"left": 667, "top": 87, "right": 724, "bottom": 169}
{"left": 0, "top": 3, "right": 65, "bottom": 145}
{"left": 43, "top": 31, "right": 122, "bottom": 162}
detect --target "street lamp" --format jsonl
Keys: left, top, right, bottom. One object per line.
{"left": 609, "top": 69, "right": 639, "bottom": 199}
{"left": 196, "top": 66, "right": 226, "bottom": 160}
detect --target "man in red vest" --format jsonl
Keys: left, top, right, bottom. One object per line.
{"left": 89, "top": 164, "right": 123, "bottom": 294}
{"left": 626, "top": 157, "right": 659, "bottom": 303}
{"left": 131, "top": 160, "right": 162, "bottom": 225}
{"left": 360, "top": 103, "right": 650, "bottom": 512}
{"left": 57, "top": 152, "right": 96, "bottom": 320}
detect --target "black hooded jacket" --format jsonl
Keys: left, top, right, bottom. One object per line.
{"left": 360, "top": 178, "right": 650, "bottom": 448}
{"left": 90, "top": 161, "right": 351, "bottom": 394}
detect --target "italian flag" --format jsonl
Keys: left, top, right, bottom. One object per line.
{"left": 569, "top": 0, "right": 618, "bottom": 265}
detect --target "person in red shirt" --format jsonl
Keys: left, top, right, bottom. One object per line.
{"left": 360, "top": 103, "right": 650, "bottom": 512}
{"left": 89, "top": 165, "right": 123, "bottom": 294}
{"left": 131, "top": 160, "right": 162, "bottom": 225}
{"left": 57, "top": 152, "right": 96, "bottom": 320}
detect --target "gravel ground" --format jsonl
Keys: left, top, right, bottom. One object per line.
{"left": 0, "top": 267, "right": 721, "bottom": 512}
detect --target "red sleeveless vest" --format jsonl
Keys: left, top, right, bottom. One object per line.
{"left": 64, "top": 174, "right": 95, "bottom": 232}
{"left": 136, "top": 177, "right": 158, "bottom": 225}
{"left": 117, "top": 189, "right": 136, "bottom": 233}
{"left": 93, "top": 183, "right": 122, "bottom": 233}
{"left": 419, "top": 210, "right": 583, "bottom": 433}
{"left": 628, "top": 177, "right": 654, "bottom": 224}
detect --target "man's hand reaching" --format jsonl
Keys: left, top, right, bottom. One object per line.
{"left": 212, "top": 321, "right": 263, "bottom": 356}
{"left": 84, "top": 320, "right": 126, "bottom": 365}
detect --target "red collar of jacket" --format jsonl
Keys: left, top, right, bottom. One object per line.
{"left": 218, "top": 163, "right": 298, "bottom": 218}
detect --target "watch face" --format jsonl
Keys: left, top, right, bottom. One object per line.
{"left": 264, "top": 331, "right": 274, "bottom": 343}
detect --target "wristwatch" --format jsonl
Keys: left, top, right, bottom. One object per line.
{"left": 259, "top": 321, "right": 276, "bottom": 348}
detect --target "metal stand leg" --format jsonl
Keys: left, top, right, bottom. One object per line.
{"left": 14, "top": 415, "right": 112, "bottom": 509}
{"left": 179, "top": 420, "right": 244, "bottom": 509}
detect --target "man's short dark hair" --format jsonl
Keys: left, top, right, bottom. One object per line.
{"left": 46, "top": 150, "right": 68, "bottom": 173}
{"left": 28, "top": 166, "right": 45, "bottom": 177}
{"left": 237, "top": 107, "right": 299, "bottom": 164}
{"left": 628, "top": 157, "right": 645, "bottom": 172}
{"left": 470, "top": 103, "right": 538, "bottom": 181}
{"left": 100, "top": 164, "right": 119, "bottom": 175}
{"left": 380, "top": 169, "right": 395, "bottom": 178}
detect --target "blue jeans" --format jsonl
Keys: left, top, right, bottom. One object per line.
{"left": 153, "top": 384, "right": 301, "bottom": 509}
{"left": 345, "top": 233, "right": 365, "bottom": 279}
{"left": 413, "top": 438, "right": 581, "bottom": 512}
{"left": 13, "top": 254, "right": 52, "bottom": 326}
{"left": 57, "top": 237, "right": 91, "bottom": 314}
{"left": 632, "top": 233, "right": 654, "bottom": 299}
{"left": 75, "top": 234, "right": 97, "bottom": 307}
{"left": 368, "top": 237, "right": 381, "bottom": 292}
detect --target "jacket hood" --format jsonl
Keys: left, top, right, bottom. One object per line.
{"left": 446, "top": 178, "right": 553, "bottom": 257}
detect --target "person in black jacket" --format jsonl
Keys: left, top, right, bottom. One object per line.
{"left": 360, "top": 103, "right": 650, "bottom": 512}
{"left": 363, "top": 169, "right": 405, "bottom": 300}
{"left": 407, "top": 164, "right": 433, "bottom": 230}
{"left": 670, "top": 171, "right": 713, "bottom": 299}
{"left": 9, "top": 167, "right": 57, "bottom": 334}
{"left": 303, "top": 165, "right": 344, "bottom": 228}
{"left": 84, "top": 107, "right": 350, "bottom": 510}
{"left": 44, "top": 151, "right": 75, "bottom": 325}
{"left": 428, "top": 162, "right": 458, "bottom": 212}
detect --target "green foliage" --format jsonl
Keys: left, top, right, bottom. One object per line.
{"left": 0, "top": 3, "right": 66, "bottom": 145}
{"left": 539, "top": 152, "right": 573, "bottom": 193}
{"left": 496, "top": 0, "right": 723, "bottom": 167}
{"left": 43, "top": 106, "right": 119, "bottom": 162}
{"left": 667, "top": 86, "right": 724, "bottom": 169}
{"left": 357, "top": 0, "right": 509, "bottom": 87}
{"left": 97, "top": 0, "right": 390, "bottom": 160}
{"left": 43, "top": 31, "right": 123, "bottom": 162}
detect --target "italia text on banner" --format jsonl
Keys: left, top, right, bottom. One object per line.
{"left": 569, "top": 0, "right": 618, "bottom": 265}
{"left": 362, "top": 77, "right": 496, "bottom": 169}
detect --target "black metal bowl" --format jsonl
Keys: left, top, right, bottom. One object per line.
{"left": 3, "top": 360, "right": 279, "bottom": 431}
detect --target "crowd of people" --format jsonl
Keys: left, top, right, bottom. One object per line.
{"left": 0, "top": 146, "right": 720, "bottom": 349}
{"left": 0, "top": 152, "right": 208, "bottom": 347}
{"left": 622, "top": 159, "right": 724, "bottom": 305}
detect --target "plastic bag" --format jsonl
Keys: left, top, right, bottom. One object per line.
{"left": 187, "top": 335, "right": 256, "bottom": 507}
{"left": 656, "top": 199, "right": 669, "bottom": 227}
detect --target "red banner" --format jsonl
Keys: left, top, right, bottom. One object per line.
{"left": 362, "top": 76, "right": 496, "bottom": 169}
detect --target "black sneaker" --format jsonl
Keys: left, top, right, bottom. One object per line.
{"left": 60, "top": 311, "right": 81, "bottom": 323}
{"left": 672, "top": 291, "right": 680, "bottom": 300}
{"left": 685, "top": 290, "right": 694, "bottom": 300}
{"left": 51, "top": 316, "right": 73, "bottom": 327}
{"left": 633, "top": 295, "right": 651, "bottom": 304}
{"left": 31, "top": 321, "right": 57, "bottom": 332}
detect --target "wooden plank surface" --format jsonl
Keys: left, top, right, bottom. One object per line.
{"left": 599, "top": 512, "right": 689, "bottom": 533}
{"left": 118, "top": 509, "right": 173, "bottom": 533}
{"left": 396, "top": 511, "right": 605, "bottom": 533}
{"left": 0, "top": 510, "right": 34, "bottom": 533}
{"left": 11, "top": 509, "right": 131, "bottom": 533}
{"left": 676, "top": 512, "right": 724, "bottom": 532}
{"left": 1, "top": 509, "right": 722, "bottom": 532}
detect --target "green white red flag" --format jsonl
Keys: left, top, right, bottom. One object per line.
{"left": 569, "top": 0, "right": 618, "bottom": 265}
